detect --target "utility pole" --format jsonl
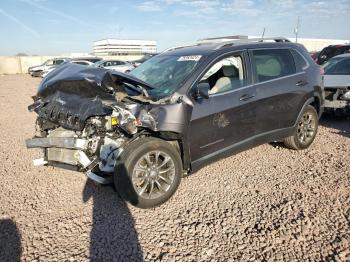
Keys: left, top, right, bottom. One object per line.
{"left": 261, "top": 27, "right": 266, "bottom": 39}
{"left": 294, "top": 16, "right": 300, "bottom": 43}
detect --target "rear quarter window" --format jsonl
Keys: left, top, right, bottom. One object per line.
{"left": 291, "top": 49, "right": 308, "bottom": 72}
{"left": 252, "top": 49, "right": 296, "bottom": 82}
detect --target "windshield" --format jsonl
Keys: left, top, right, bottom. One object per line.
{"left": 44, "top": 60, "right": 54, "bottom": 66}
{"left": 323, "top": 57, "right": 343, "bottom": 72}
{"left": 324, "top": 57, "right": 350, "bottom": 75}
{"left": 92, "top": 60, "right": 104, "bottom": 67}
{"left": 129, "top": 54, "right": 201, "bottom": 97}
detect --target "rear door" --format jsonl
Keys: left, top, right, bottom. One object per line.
{"left": 248, "top": 48, "right": 309, "bottom": 137}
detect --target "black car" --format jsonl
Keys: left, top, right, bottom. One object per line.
{"left": 26, "top": 37, "right": 324, "bottom": 208}
{"left": 317, "top": 44, "right": 350, "bottom": 65}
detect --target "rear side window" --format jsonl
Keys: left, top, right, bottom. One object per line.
{"left": 291, "top": 49, "right": 307, "bottom": 72}
{"left": 252, "top": 49, "right": 296, "bottom": 82}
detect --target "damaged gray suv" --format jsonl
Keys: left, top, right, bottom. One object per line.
{"left": 26, "top": 38, "right": 324, "bottom": 208}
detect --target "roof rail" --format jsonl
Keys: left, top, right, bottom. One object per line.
{"left": 214, "top": 37, "right": 291, "bottom": 50}
{"left": 162, "top": 44, "right": 197, "bottom": 53}
{"left": 161, "top": 37, "right": 291, "bottom": 53}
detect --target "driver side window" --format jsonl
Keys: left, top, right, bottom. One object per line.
{"left": 200, "top": 55, "right": 246, "bottom": 95}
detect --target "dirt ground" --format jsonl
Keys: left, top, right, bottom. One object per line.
{"left": 0, "top": 74, "right": 349, "bottom": 261}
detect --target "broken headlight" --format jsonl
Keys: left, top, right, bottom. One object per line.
{"left": 108, "top": 106, "right": 137, "bottom": 135}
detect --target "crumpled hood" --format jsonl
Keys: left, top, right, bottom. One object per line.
{"left": 30, "top": 63, "right": 154, "bottom": 131}
{"left": 37, "top": 62, "right": 153, "bottom": 99}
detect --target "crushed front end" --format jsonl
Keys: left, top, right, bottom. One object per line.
{"left": 26, "top": 104, "right": 139, "bottom": 183}
{"left": 25, "top": 63, "right": 155, "bottom": 183}
{"left": 323, "top": 74, "right": 350, "bottom": 115}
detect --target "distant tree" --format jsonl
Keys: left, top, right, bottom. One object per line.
{"left": 15, "top": 53, "right": 28, "bottom": 56}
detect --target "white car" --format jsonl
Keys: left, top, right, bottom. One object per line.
{"left": 71, "top": 60, "right": 94, "bottom": 66}
{"left": 93, "top": 60, "right": 135, "bottom": 73}
{"left": 28, "top": 58, "right": 68, "bottom": 77}
{"left": 40, "top": 66, "right": 58, "bottom": 78}
{"left": 41, "top": 60, "right": 94, "bottom": 78}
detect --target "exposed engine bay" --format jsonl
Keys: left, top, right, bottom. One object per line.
{"left": 25, "top": 63, "right": 190, "bottom": 184}
{"left": 323, "top": 74, "right": 350, "bottom": 115}
{"left": 324, "top": 87, "right": 350, "bottom": 114}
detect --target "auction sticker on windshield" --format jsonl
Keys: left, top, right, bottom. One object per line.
{"left": 177, "top": 55, "right": 202, "bottom": 62}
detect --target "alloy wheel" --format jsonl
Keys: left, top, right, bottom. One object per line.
{"left": 297, "top": 111, "right": 316, "bottom": 145}
{"left": 132, "top": 151, "right": 176, "bottom": 199}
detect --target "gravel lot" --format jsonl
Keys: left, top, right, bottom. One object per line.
{"left": 0, "top": 74, "right": 349, "bottom": 261}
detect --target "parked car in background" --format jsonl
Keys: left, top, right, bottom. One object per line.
{"left": 40, "top": 60, "right": 96, "bottom": 78}
{"left": 26, "top": 37, "right": 323, "bottom": 208}
{"left": 93, "top": 60, "right": 135, "bottom": 73}
{"left": 28, "top": 58, "right": 69, "bottom": 77}
{"left": 317, "top": 44, "right": 350, "bottom": 65}
{"left": 71, "top": 60, "right": 94, "bottom": 66}
{"left": 72, "top": 57, "right": 102, "bottom": 63}
{"left": 40, "top": 67, "right": 57, "bottom": 78}
{"left": 323, "top": 54, "right": 350, "bottom": 114}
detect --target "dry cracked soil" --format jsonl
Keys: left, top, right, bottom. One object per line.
{"left": 0, "top": 74, "right": 349, "bottom": 261}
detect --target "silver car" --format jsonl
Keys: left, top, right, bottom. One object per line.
{"left": 323, "top": 54, "right": 350, "bottom": 114}
{"left": 28, "top": 58, "right": 69, "bottom": 77}
{"left": 93, "top": 60, "right": 135, "bottom": 73}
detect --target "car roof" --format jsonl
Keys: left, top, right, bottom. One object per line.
{"left": 71, "top": 60, "right": 90, "bottom": 63}
{"left": 162, "top": 41, "right": 303, "bottom": 57}
{"left": 331, "top": 53, "right": 350, "bottom": 59}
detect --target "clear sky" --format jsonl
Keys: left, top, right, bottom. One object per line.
{"left": 0, "top": 0, "right": 349, "bottom": 55}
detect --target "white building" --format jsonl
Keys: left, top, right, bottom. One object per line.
{"left": 93, "top": 39, "right": 157, "bottom": 56}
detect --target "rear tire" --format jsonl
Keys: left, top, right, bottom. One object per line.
{"left": 283, "top": 105, "right": 318, "bottom": 150}
{"left": 114, "top": 137, "right": 182, "bottom": 209}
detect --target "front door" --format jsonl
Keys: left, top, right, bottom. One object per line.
{"left": 188, "top": 51, "right": 257, "bottom": 164}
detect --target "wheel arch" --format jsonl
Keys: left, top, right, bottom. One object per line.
{"left": 151, "top": 130, "right": 191, "bottom": 173}
{"left": 294, "top": 97, "right": 315, "bottom": 127}
{"left": 311, "top": 90, "right": 323, "bottom": 117}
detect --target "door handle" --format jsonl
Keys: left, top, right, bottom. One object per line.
{"left": 296, "top": 80, "right": 308, "bottom": 86}
{"left": 239, "top": 94, "right": 255, "bottom": 101}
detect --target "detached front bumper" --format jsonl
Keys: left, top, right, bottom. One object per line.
{"left": 25, "top": 137, "right": 95, "bottom": 169}
{"left": 25, "top": 136, "right": 113, "bottom": 184}
{"left": 324, "top": 87, "right": 350, "bottom": 110}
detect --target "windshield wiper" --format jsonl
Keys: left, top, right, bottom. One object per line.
{"left": 124, "top": 82, "right": 149, "bottom": 97}
{"left": 138, "top": 85, "right": 149, "bottom": 97}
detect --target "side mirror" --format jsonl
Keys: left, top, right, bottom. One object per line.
{"left": 194, "top": 82, "right": 210, "bottom": 99}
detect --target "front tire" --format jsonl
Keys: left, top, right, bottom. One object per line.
{"left": 114, "top": 137, "right": 182, "bottom": 209}
{"left": 283, "top": 105, "right": 318, "bottom": 150}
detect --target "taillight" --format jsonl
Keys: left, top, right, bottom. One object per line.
{"left": 319, "top": 66, "right": 324, "bottom": 75}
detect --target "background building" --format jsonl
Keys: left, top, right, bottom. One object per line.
{"left": 93, "top": 39, "right": 157, "bottom": 56}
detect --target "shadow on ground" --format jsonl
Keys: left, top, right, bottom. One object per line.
{"left": 320, "top": 114, "right": 350, "bottom": 138}
{"left": 82, "top": 180, "right": 143, "bottom": 261}
{"left": 0, "top": 219, "right": 21, "bottom": 262}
